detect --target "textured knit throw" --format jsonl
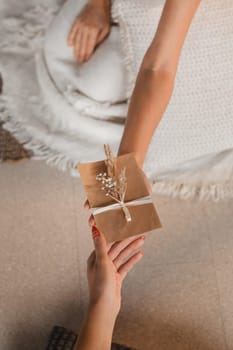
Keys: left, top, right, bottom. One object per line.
{"left": 111, "top": 0, "right": 233, "bottom": 171}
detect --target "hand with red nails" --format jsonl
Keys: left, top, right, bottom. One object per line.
{"left": 88, "top": 226, "right": 145, "bottom": 315}
{"left": 67, "top": 0, "right": 111, "bottom": 64}
{"left": 75, "top": 226, "right": 145, "bottom": 350}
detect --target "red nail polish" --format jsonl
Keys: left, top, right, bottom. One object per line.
{"left": 92, "top": 226, "right": 100, "bottom": 238}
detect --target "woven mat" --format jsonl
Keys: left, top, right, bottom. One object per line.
{"left": 0, "top": 68, "right": 31, "bottom": 162}
{"left": 0, "top": 122, "right": 32, "bottom": 162}
{"left": 46, "top": 325, "right": 137, "bottom": 350}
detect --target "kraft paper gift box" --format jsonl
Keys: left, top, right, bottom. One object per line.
{"left": 77, "top": 144, "right": 162, "bottom": 243}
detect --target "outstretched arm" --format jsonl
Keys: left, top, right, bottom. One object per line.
{"left": 117, "top": 0, "right": 201, "bottom": 168}
{"left": 75, "top": 227, "right": 145, "bottom": 350}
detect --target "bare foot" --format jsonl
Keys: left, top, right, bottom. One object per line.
{"left": 67, "top": 1, "right": 111, "bottom": 63}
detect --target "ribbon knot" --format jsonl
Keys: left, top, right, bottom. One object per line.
{"left": 91, "top": 195, "right": 153, "bottom": 223}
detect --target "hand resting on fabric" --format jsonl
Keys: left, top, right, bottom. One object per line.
{"left": 67, "top": 0, "right": 111, "bottom": 63}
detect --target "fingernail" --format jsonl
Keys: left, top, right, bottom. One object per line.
{"left": 92, "top": 226, "right": 100, "bottom": 239}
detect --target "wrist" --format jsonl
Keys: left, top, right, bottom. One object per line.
{"left": 88, "top": 299, "right": 119, "bottom": 324}
{"left": 76, "top": 300, "right": 117, "bottom": 350}
{"left": 89, "top": 0, "right": 110, "bottom": 8}
{"left": 117, "top": 147, "right": 144, "bottom": 168}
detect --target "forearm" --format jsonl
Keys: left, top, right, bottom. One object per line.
{"left": 117, "top": 65, "right": 175, "bottom": 167}
{"left": 89, "top": 0, "right": 110, "bottom": 10}
{"left": 75, "top": 302, "right": 117, "bottom": 350}
{"left": 117, "top": 0, "right": 201, "bottom": 168}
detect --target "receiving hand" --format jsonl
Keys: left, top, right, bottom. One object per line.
{"left": 67, "top": 1, "right": 111, "bottom": 63}
{"left": 87, "top": 226, "right": 145, "bottom": 318}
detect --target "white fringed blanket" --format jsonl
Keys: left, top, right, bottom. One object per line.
{"left": 1, "top": 0, "right": 233, "bottom": 201}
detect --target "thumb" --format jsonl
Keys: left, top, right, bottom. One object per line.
{"left": 92, "top": 226, "right": 108, "bottom": 261}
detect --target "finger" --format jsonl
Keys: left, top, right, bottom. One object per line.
{"left": 96, "top": 26, "right": 110, "bottom": 46}
{"left": 68, "top": 19, "right": 80, "bottom": 46}
{"left": 88, "top": 214, "right": 96, "bottom": 227}
{"left": 106, "top": 240, "right": 116, "bottom": 253}
{"left": 84, "top": 30, "right": 98, "bottom": 61}
{"left": 118, "top": 250, "right": 144, "bottom": 281}
{"left": 74, "top": 29, "right": 83, "bottom": 63}
{"left": 106, "top": 242, "right": 113, "bottom": 251}
{"left": 92, "top": 226, "right": 108, "bottom": 261}
{"left": 83, "top": 199, "right": 90, "bottom": 210}
{"left": 78, "top": 30, "right": 89, "bottom": 63}
{"left": 113, "top": 236, "right": 145, "bottom": 270}
{"left": 108, "top": 234, "right": 145, "bottom": 260}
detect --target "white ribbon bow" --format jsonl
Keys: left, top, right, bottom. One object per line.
{"left": 91, "top": 195, "right": 153, "bottom": 223}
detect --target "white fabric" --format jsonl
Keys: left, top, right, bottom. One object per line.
{"left": 44, "top": 0, "right": 129, "bottom": 104}
{"left": 1, "top": 0, "right": 233, "bottom": 201}
{"left": 111, "top": 0, "right": 233, "bottom": 170}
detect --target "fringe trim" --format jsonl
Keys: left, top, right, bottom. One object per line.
{"left": 152, "top": 179, "right": 233, "bottom": 202}
{"left": 2, "top": 100, "right": 233, "bottom": 201}
{"left": 2, "top": 90, "right": 233, "bottom": 201}
{"left": 0, "top": 105, "right": 77, "bottom": 175}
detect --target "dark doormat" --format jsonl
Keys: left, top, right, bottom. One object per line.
{"left": 0, "top": 121, "right": 32, "bottom": 162}
{"left": 46, "top": 325, "right": 138, "bottom": 350}
{"left": 0, "top": 73, "right": 32, "bottom": 162}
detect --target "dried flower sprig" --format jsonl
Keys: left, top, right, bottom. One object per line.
{"left": 95, "top": 144, "right": 131, "bottom": 222}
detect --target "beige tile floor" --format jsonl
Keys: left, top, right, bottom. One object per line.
{"left": 0, "top": 160, "right": 232, "bottom": 350}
